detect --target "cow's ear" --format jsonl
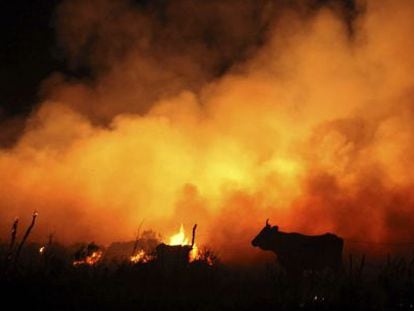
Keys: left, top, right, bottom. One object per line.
{"left": 273, "top": 226, "right": 279, "bottom": 231}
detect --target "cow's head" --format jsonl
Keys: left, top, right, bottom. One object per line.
{"left": 251, "top": 219, "right": 279, "bottom": 250}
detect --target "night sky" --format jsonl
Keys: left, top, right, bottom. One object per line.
{"left": 0, "top": 0, "right": 62, "bottom": 118}
{"left": 0, "top": 0, "right": 357, "bottom": 121}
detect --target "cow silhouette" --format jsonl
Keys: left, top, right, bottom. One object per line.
{"left": 252, "top": 220, "right": 343, "bottom": 276}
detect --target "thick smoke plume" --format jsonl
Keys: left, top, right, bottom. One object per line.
{"left": 2, "top": 0, "right": 414, "bottom": 263}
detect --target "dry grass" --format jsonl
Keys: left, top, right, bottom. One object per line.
{"left": 1, "top": 242, "right": 414, "bottom": 310}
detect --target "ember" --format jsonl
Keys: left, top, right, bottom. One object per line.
{"left": 73, "top": 243, "right": 103, "bottom": 266}
{"left": 39, "top": 246, "right": 45, "bottom": 255}
{"left": 73, "top": 250, "right": 103, "bottom": 266}
{"left": 130, "top": 249, "right": 152, "bottom": 264}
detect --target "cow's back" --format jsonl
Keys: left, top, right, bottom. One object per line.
{"left": 275, "top": 232, "right": 343, "bottom": 273}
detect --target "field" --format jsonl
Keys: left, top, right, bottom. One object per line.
{"left": 1, "top": 242, "right": 414, "bottom": 310}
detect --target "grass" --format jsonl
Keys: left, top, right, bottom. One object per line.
{"left": 1, "top": 243, "right": 414, "bottom": 310}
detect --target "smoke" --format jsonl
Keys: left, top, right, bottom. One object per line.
{"left": 45, "top": 0, "right": 277, "bottom": 122}
{"left": 1, "top": 0, "right": 414, "bottom": 263}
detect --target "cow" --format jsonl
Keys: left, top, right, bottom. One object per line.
{"left": 252, "top": 220, "right": 343, "bottom": 276}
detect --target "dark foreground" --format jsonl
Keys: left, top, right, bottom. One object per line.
{"left": 1, "top": 247, "right": 414, "bottom": 310}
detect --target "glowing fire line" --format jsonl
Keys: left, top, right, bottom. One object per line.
{"left": 169, "top": 224, "right": 199, "bottom": 262}
{"left": 73, "top": 250, "right": 103, "bottom": 266}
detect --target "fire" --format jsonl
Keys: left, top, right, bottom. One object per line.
{"left": 169, "top": 224, "right": 189, "bottom": 245}
{"left": 3, "top": 0, "right": 414, "bottom": 264}
{"left": 130, "top": 249, "right": 151, "bottom": 264}
{"left": 73, "top": 250, "right": 103, "bottom": 266}
{"left": 169, "top": 224, "right": 199, "bottom": 262}
{"left": 190, "top": 244, "right": 200, "bottom": 263}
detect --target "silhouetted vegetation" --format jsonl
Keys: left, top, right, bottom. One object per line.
{"left": 1, "top": 240, "right": 414, "bottom": 310}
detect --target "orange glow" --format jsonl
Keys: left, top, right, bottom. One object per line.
{"left": 190, "top": 244, "right": 199, "bottom": 262}
{"left": 73, "top": 251, "right": 103, "bottom": 266}
{"left": 2, "top": 0, "right": 414, "bottom": 265}
{"left": 130, "top": 249, "right": 152, "bottom": 264}
{"left": 169, "top": 224, "right": 189, "bottom": 246}
{"left": 169, "top": 224, "right": 199, "bottom": 262}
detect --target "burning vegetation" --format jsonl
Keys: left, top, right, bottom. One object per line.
{"left": 1, "top": 0, "right": 414, "bottom": 267}
{"left": 128, "top": 224, "right": 215, "bottom": 266}
{"left": 2, "top": 0, "right": 414, "bottom": 308}
{"left": 0, "top": 212, "right": 413, "bottom": 310}
{"left": 130, "top": 249, "right": 151, "bottom": 264}
{"left": 72, "top": 242, "right": 103, "bottom": 266}
{"left": 62, "top": 224, "right": 215, "bottom": 267}
{"left": 167, "top": 224, "right": 199, "bottom": 262}
{"left": 3, "top": 0, "right": 414, "bottom": 308}
{"left": 166, "top": 224, "right": 216, "bottom": 265}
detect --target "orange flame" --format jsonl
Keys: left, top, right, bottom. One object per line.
{"left": 3, "top": 0, "right": 414, "bottom": 264}
{"left": 130, "top": 249, "right": 152, "bottom": 264}
{"left": 169, "top": 224, "right": 189, "bottom": 245}
{"left": 73, "top": 250, "right": 103, "bottom": 266}
{"left": 169, "top": 224, "right": 199, "bottom": 262}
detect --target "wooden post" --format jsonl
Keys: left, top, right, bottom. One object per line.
{"left": 191, "top": 224, "right": 197, "bottom": 247}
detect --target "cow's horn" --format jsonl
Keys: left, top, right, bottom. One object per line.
{"left": 266, "top": 219, "right": 270, "bottom": 226}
